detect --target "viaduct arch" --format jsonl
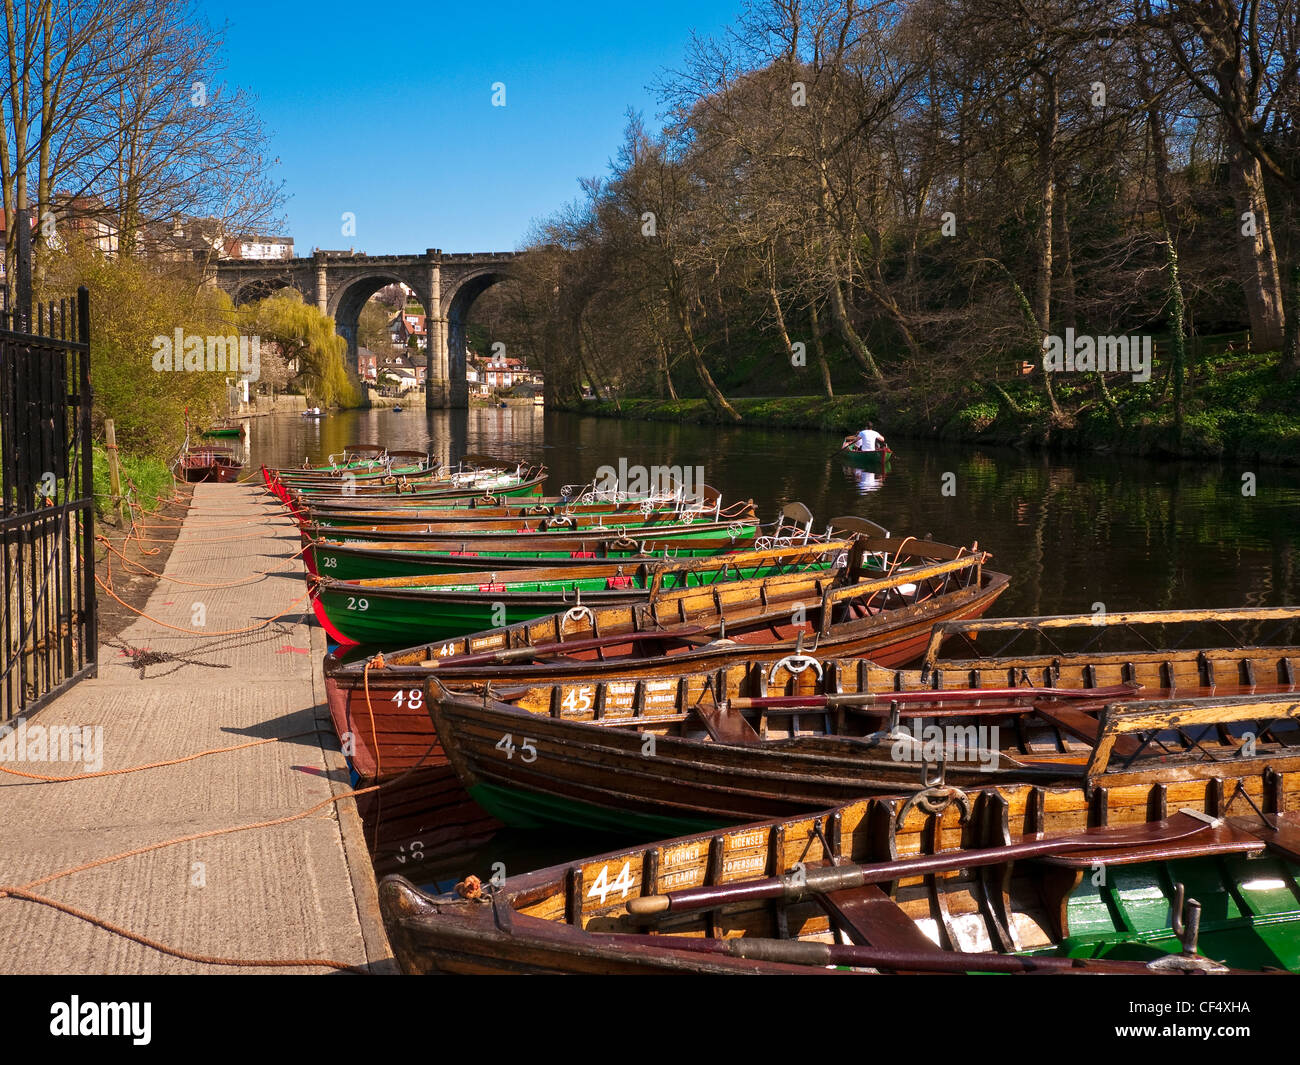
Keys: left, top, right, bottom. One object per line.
{"left": 215, "top": 248, "right": 518, "bottom": 409}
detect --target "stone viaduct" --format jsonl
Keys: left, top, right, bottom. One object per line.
{"left": 214, "top": 248, "right": 518, "bottom": 408}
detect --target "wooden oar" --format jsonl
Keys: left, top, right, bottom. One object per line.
{"left": 625, "top": 810, "right": 1216, "bottom": 918}
{"left": 424, "top": 625, "right": 708, "bottom": 668}
{"left": 593, "top": 933, "right": 1206, "bottom": 975}
{"left": 729, "top": 683, "right": 1143, "bottom": 711}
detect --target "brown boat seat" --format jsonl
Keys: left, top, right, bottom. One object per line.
{"left": 1230, "top": 813, "right": 1300, "bottom": 863}
{"left": 819, "top": 884, "right": 943, "bottom": 953}
{"left": 1032, "top": 702, "right": 1145, "bottom": 760}
{"left": 693, "top": 703, "right": 761, "bottom": 745}
{"left": 1033, "top": 819, "right": 1265, "bottom": 868}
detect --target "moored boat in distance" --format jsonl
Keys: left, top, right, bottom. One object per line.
{"left": 181, "top": 444, "right": 242, "bottom": 483}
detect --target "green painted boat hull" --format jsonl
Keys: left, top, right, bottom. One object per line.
{"left": 314, "top": 542, "right": 744, "bottom": 581}
{"left": 315, "top": 558, "right": 834, "bottom": 646}
{"left": 1021, "top": 853, "right": 1300, "bottom": 971}
{"left": 840, "top": 447, "right": 892, "bottom": 473}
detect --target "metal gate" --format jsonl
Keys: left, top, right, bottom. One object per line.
{"left": 0, "top": 286, "right": 96, "bottom": 722}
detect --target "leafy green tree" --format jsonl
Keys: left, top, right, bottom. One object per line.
{"left": 41, "top": 234, "right": 234, "bottom": 459}
{"left": 240, "top": 290, "right": 358, "bottom": 407}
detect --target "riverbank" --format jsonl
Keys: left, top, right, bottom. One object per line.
{"left": 559, "top": 351, "right": 1300, "bottom": 466}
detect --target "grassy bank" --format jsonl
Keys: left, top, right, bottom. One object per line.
{"left": 561, "top": 351, "right": 1300, "bottom": 466}
{"left": 92, "top": 448, "right": 179, "bottom": 519}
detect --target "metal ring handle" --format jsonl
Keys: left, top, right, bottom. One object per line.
{"left": 768, "top": 653, "right": 823, "bottom": 685}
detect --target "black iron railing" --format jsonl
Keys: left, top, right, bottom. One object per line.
{"left": 0, "top": 285, "right": 96, "bottom": 722}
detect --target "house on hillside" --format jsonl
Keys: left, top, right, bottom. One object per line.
{"left": 357, "top": 347, "right": 379, "bottom": 383}
{"left": 222, "top": 234, "right": 294, "bottom": 260}
{"left": 388, "top": 313, "right": 427, "bottom": 351}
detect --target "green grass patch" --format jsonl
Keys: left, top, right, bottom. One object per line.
{"left": 92, "top": 448, "right": 177, "bottom": 518}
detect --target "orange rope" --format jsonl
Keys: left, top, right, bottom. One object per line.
{"left": 0, "top": 889, "right": 363, "bottom": 971}
{"left": 95, "top": 566, "right": 312, "bottom": 635}
{"left": 0, "top": 729, "right": 327, "bottom": 782}
{"left": 362, "top": 655, "right": 387, "bottom": 783}
{"left": 0, "top": 785, "right": 381, "bottom": 972}
{"left": 96, "top": 534, "right": 308, "bottom": 588}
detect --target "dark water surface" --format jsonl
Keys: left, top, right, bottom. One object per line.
{"left": 246, "top": 407, "right": 1300, "bottom": 886}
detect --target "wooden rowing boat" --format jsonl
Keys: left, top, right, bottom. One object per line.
{"left": 267, "top": 449, "right": 437, "bottom": 486}
{"left": 303, "top": 496, "right": 726, "bottom": 530}
{"left": 181, "top": 445, "right": 242, "bottom": 483}
{"left": 378, "top": 764, "right": 1300, "bottom": 974}
{"left": 310, "top": 540, "right": 847, "bottom": 646}
{"left": 322, "top": 535, "right": 1007, "bottom": 782}
{"left": 838, "top": 443, "right": 891, "bottom": 472}
{"left": 418, "top": 605, "right": 1300, "bottom": 834}
{"left": 279, "top": 468, "right": 550, "bottom": 512}
{"left": 298, "top": 480, "right": 728, "bottom": 518}
{"left": 306, "top": 531, "right": 760, "bottom": 581}
{"left": 426, "top": 671, "right": 1300, "bottom": 835}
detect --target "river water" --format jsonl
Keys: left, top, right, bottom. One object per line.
{"left": 244, "top": 406, "right": 1300, "bottom": 885}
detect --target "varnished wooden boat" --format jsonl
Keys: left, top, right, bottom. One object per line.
{"left": 266, "top": 449, "right": 438, "bottom": 489}
{"left": 181, "top": 445, "right": 242, "bottom": 483}
{"left": 303, "top": 497, "right": 728, "bottom": 531}
{"left": 426, "top": 673, "right": 1300, "bottom": 835}
{"left": 301, "top": 502, "right": 757, "bottom": 547}
{"left": 310, "top": 540, "right": 847, "bottom": 646}
{"left": 273, "top": 462, "right": 538, "bottom": 503}
{"left": 379, "top": 761, "right": 1300, "bottom": 974}
{"left": 298, "top": 482, "right": 729, "bottom": 520}
{"left": 322, "top": 535, "right": 1006, "bottom": 782}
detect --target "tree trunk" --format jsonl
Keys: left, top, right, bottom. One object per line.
{"left": 1231, "top": 149, "right": 1286, "bottom": 352}
{"left": 1035, "top": 70, "right": 1063, "bottom": 419}
{"left": 673, "top": 293, "right": 740, "bottom": 422}
{"left": 827, "top": 268, "right": 885, "bottom": 384}
{"left": 809, "top": 301, "right": 834, "bottom": 399}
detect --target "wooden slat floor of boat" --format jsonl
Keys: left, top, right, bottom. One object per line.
{"left": 1032, "top": 701, "right": 1145, "bottom": 758}
{"left": 820, "top": 884, "right": 944, "bottom": 954}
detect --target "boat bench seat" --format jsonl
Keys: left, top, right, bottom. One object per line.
{"left": 1229, "top": 813, "right": 1300, "bottom": 863}
{"left": 818, "top": 884, "right": 943, "bottom": 953}
{"left": 1033, "top": 820, "right": 1266, "bottom": 868}
{"left": 693, "top": 703, "right": 761, "bottom": 744}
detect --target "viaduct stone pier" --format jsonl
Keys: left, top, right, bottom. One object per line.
{"left": 214, "top": 248, "right": 518, "bottom": 409}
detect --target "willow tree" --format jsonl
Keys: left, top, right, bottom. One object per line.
{"left": 240, "top": 291, "right": 357, "bottom": 408}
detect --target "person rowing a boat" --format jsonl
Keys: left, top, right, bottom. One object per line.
{"left": 844, "top": 423, "right": 886, "bottom": 452}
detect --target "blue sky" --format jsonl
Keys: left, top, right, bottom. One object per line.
{"left": 211, "top": 1, "right": 742, "bottom": 255}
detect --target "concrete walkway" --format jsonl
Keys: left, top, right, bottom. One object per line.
{"left": 0, "top": 484, "right": 394, "bottom": 973}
